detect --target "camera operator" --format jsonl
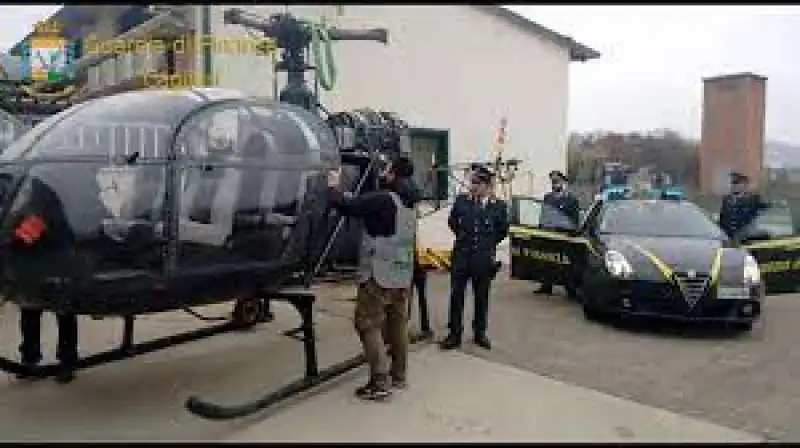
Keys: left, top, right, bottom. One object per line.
{"left": 327, "top": 155, "right": 419, "bottom": 401}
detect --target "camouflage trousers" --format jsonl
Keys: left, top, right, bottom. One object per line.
{"left": 354, "top": 278, "right": 410, "bottom": 386}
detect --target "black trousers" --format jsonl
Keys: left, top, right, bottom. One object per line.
{"left": 447, "top": 271, "right": 491, "bottom": 338}
{"left": 19, "top": 309, "right": 79, "bottom": 366}
{"left": 412, "top": 266, "right": 431, "bottom": 332}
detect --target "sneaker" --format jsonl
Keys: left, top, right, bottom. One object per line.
{"left": 355, "top": 380, "right": 391, "bottom": 401}
{"left": 391, "top": 378, "right": 408, "bottom": 391}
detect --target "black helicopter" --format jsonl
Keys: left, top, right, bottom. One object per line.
{"left": 0, "top": 8, "right": 413, "bottom": 419}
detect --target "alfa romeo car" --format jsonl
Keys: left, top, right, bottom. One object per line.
{"left": 509, "top": 195, "right": 799, "bottom": 332}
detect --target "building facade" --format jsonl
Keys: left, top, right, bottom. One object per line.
{"left": 208, "top": 5, "right": 599, "bottom": 197}
{"left": 699, "top": 73, "right": 767, "bottom": 194}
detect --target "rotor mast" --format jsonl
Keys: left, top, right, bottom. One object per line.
{"left": 222, "top": 8, "right": 388, "bottom": 112}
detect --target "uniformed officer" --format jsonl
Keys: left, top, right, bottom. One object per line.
{"left": 536, "top": 170, "right": 581, "bottom": 296}
{"left": 328, "top": 156, "right": 419, "bottom": 401}
{"left": 718, "top": 172, "right": 770, "bottom": 239}
{"left": 440, "top": 166, "right": 509, "bottom": 351}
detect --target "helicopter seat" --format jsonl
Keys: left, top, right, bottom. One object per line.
{"left": 179, "top": 167, "right": 243, "bottom": 247}
{"left": 227, "top": 132, "right": 281, "bottom": 260}
{"left": 98, "top": 165, "right": 165, "bottom": 242}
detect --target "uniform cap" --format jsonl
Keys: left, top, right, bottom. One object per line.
{"left": 472, "top": 165, "right": 495, "bottom": 184}
{"left": 549, "top": 170, "right": 568, "bottom": 182}
{"left": 730, "top": 172, "right": 749, "bottom": 184}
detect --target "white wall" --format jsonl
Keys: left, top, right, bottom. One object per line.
{"left": 211, "top": 5, "right": 572, "bottom": 197}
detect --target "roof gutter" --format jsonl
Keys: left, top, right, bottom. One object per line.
{"left": 478, "top": 6, "right": 601, "bottom": 62}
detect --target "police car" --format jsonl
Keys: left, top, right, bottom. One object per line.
{"left": 509, "top": 190, "right": 799, "bottom": 331}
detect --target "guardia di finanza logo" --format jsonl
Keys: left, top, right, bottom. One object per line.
{"left": 19, "top": 19, "right": 78, "bottom": 82}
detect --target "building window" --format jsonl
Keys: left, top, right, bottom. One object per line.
{"left": 88, "top": 66, "right": 101, "bottom": 90}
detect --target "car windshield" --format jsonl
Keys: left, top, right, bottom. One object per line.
{"left": 598, "top": 201, "right": 726, "bottom": 239}
{"left": 745, "top": 204, "right": 794, "bottom": 237}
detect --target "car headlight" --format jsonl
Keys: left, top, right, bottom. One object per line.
{"left": 605, "top": 250, "right": 633, "bottom": 278}
{"left": 743, "top": 254, "right": 761, "bottom": 285}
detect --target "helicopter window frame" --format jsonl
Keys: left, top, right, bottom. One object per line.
{"left": 173, "top": 99, "right": 282, "bottom": 251}
{"left": 175, "top": 99, "right": 264, "bottom": 162}
{"left": 0, "top": 101, "right": 89, "bottom": 162}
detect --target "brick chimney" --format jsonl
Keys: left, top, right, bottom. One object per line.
{"left": 699, "top": 73, "right": 767, "bottom": 194}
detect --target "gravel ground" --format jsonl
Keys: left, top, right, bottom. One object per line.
{"left": 0, "top": 273, "right": 797, "bottom": 441}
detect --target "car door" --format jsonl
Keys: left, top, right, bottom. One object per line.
{"left": 509, "top": 196, "right": 587, "bottom": 287}
{"left": 739, "top": 199, "right": 800, "bottom": 294}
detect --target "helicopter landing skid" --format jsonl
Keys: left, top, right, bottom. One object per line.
{"left": 0, "top": 317, "right": 240, "bottom": 379}
{"left": 185, "top": 291, "right": 428, "bottom": 421}
{"left": 0, "top": 297, "right": 283, "bottom": 380}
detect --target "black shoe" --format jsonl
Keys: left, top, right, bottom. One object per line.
{"left": 355, "top": 378, "right": 391, "bottom": 401}
{"left": 419, "top": 329, "right": 434, "bottom": 341}
{"left": 439, "top": 334, "right": 461, "bottom": 350}
{"left": 15, "top": 363, "right": 43, "bottom": 381}
{"left": 474, "top": 335, "right": 492, "bottom": 350}
{"left": 536, "top": 284, "right": 553, "bottom": 295}
{"left": 54, "top": 365, "right": 76, "bottom": 384}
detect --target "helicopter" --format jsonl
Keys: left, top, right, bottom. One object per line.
{"left": 0, "top": 7, "right": 411, "bottom": 418}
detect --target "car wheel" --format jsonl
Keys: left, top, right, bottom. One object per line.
{"left": 582, "top": 300, "right": 603, "bottom": 322}
{"left": 566, "top": 285, "right": 579, "bottom": 301}
{"left": 232, "top": 297, "right": 265, "bottom": 330}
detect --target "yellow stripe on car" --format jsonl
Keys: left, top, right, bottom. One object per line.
{"left": 622, "top": 241, "right": 675, "bottom": 284}
{"left": 509, "top": 225, "right": 599, "bottom": 256}
{"left": 509, "top": 225, "right": 583, "bottom": 243}
{"left": 709, "top": 248, "right": 722, "bottom": 288}
{"left": 741, "top": 235, "right": 800, "bottom": 250}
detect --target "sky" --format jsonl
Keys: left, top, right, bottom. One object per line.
{"left": 2, "top": 5, "right": 800, "bottom": 144}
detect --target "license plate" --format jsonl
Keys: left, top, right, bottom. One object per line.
{"left": 717, "top": 286, "right": 750, "bottom": 300}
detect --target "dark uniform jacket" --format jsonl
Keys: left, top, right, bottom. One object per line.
{"left": 448, "top": 193, "right": 509, "bottom": 276}
{"left": 719, "top": 192, "right": 769, "bottom": 239}
{"left": 541, "top": 190, "right": 581, "bottom": 230}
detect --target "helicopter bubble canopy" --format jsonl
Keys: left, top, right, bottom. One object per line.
{"left": 0, "top": 88, "right": 341, "bottom": 315}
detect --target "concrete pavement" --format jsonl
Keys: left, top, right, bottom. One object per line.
{"left": 0, "top": 278, "right": 779, "bottom": 442}
{"left": 228, "top": 346, "right": 762, "bottom": 443}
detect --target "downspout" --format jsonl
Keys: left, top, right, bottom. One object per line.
{"left": 202, "top": 5, "right": 213, "bottom": 86}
